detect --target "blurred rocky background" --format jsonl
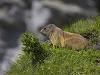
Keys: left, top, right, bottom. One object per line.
{"left": 0, "top": 0, "right": 100, "bottom": 75}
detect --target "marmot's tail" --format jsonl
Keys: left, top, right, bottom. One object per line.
{"left": 93, "top": 43, "right": 100, "bottom": 50}
{"left": 87, "top": 42, "right": 100, "bottom": 50}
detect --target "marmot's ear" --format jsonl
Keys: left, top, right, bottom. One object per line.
{"left": 50, "top": 24, "right": 56, "bottom": 27}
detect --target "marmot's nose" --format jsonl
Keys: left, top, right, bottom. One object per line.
{"left": 40, "top": 29, "right": 43, "bottom": 32}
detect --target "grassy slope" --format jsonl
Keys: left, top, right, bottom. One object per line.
{"left": 7, "top": 17, "right": 100, "bottom": 75}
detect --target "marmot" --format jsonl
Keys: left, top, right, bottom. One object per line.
{"left": 40, "top": 24, "right": 88, "bottom": 49}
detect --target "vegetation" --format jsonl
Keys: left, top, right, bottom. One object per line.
{"left": 7, "top": 17, "right": 100, "bottom": 75}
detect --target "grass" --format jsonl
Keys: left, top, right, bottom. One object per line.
{"left": 7, "top": 16, "right": 100, "bottom": 75}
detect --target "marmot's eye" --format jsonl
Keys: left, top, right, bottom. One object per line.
{"left": 44, "top": 28, "right": 46, "bottom": 30}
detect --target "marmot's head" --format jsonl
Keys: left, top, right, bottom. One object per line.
{"left": 40, "top": 24, "right": 56, "bottom": 36}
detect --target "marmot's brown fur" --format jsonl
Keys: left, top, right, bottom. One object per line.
{"left": 40, "top": 24, "right": 88, "bottom": 49}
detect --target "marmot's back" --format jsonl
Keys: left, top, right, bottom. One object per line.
{"left": 40, "top": 24, "right": 88, "bottom": 49}
{"left": 63, "top": 32, "right": 88, "bottom": 49}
